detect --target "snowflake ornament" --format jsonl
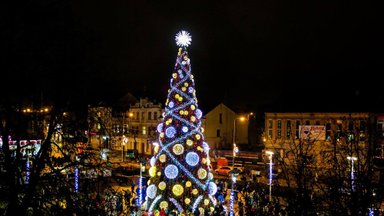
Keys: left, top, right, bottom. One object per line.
{"left": 175, "top": 30, "right": 192, "bottom": 47}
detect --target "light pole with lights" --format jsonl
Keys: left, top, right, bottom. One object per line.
{"left": 266, "top": 150, "right": 274, "bottom": 201}
{"left": 347, "top": 156, "right": 357, "bottom": 192}
{"left": 229, "top": 168, "right": 241, "bottom": 216}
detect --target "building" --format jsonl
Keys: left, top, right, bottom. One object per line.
{"left": 125, "top": 98, "right": 163, "bottom": 156}
{"left": 203, "top": 103, "right": 251, "bottom": 152}
{"left": 263, "top": 112, "right": 384, "bottom": 185}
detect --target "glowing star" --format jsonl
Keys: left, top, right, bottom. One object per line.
{"left": 175, "top": 30, "right": 192, "bottom": 48}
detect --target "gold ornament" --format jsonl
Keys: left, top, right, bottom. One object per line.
{"left": 192, "top": 189, "right": 198, "bottom": 195}
{"left": 186, "top": 139, "right": 193, "bottom": 146}
{"left": 172, "top": 73, "right": 177, "bottom": 79}
{"left": 175, "top": 94, "right": 179, "bottom": 99}
{"left": 173, "top": 144, "right": 184, "bottom": 155}
{"left": 195, "top": 134, "right": 201, "bottom": 140}
{"left": 184, "top": 82, "right": 189, "bottom": 87}
{"left": 158, "top": 181, "right": 166, "bottom": 190}
{"left": 185, "top": 181, "right": 192, "bottom": 187}
{"left": 204, "top": 199, "right": 210, "bottom": 206}
{"left": 159, "top": 154, "right": 166, "bottom": 163}
{"left": 160, "top": 133, "right": 164, "bottom": 138}
{"left": 160, "top": 201, "right": 168, "bottom": 209}
{"left": 178, "top": 97, "right": 183, "bottom": 102}
{"left": 198, "top": 168, "right": 207, "bottom": 180}
{"left": 149, "top": 167, "right": 157, "bottom": 177}
{"left": 185, "top": 198, "right": 191, "bottom": 205}
{"left": 154, "top": 145, "right": 159, "bottom": 153}
{"left": 202, "top": 158, "right": 207, "bottom": 164}
{"left": 172, "top": 184, "right": 184, "bottom": 196}
{"left": 190, "top": 105, "right": 195, "bottom": 110}
{"left": 182, "top": 87, "right": 187, "bottom": 92}
{"left": 191, "top": 116, "right": 196, "bottom": 122}
{"left": 157, "top": 171, "right": 161, "bottom": 176}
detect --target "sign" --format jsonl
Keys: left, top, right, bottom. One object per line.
{"left": 299, "top": 125, "right": 326, "bottom": 141}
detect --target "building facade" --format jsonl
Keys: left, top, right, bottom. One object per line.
{"left": 125, "top": 98, "right": 163, "bottom": 156}
{"left": 263, "top": 112, "right": 384, "bottom": 177}
{"left": 203, "top": 103, "right": 249, "bottom": 151}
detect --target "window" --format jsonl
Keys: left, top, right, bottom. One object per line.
{"left": 216, "top": 129, "right": 221, "bottom": 137}
{"left": 295, "top": 120, "right": 300, "bottom": 139}
{"left": 136, "top": 112, "right": 139, "bottom": 120}
{"left": 219, "top": 113, "right": 222, "bottom": 124}
{"left": 142, "top": 126, "right": 146, "bottom": 135}
{"left": 305, "top": 120, "right": 310, "bottom": 125}
{"left": 315, "top": 120, "right": 320, "bottom": 125}
{"left": 326, "top": 123, "right": 331, "bottom": 140}
{"left": 359, "top": 121, "right": 366, "bottom": 141}
{"left": 142, "top": 112, "right": 145, "bottom": 121}
{"left": 277, "top": 120, "right": 282, "bottom": 139}
{"left": 148, "top": 112, "right": 152, "bottom": 120}
{"left": 268, "top": 119, "right": 273, "bottom": 139}
{"left": 154, "top": 112, "right": 158, "bottom": 120}
{"left": 286, "top": 120, "right": 291, "bottom": 139}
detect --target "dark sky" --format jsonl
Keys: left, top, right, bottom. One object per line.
{"left": 2, "top": 0, "right": 383, "bottom": 113}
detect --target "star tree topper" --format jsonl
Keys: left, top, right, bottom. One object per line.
{"left": 175, "top": 30, "right": 192, "bottom": 48}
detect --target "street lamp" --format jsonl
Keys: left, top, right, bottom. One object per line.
{"left": 122, "top": 135, "right": 128, "bottom": 162}
{"left": 229, "top": 167, "right": 241, "bottom": 216}
{"left": 347, "top": 156, "right": 357, "bottom": 192}
{"left": 232, "top": 116, "right": 246, "bottom": 169}
{"left": 266, "top": 150, "right": 274, "bottom": 201}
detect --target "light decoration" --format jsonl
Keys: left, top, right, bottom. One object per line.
{"left": 160, "top": 201, "right": 168, "bottom": 210}
{"left": 229, "top": 190, "right": 235, "bottom": 216}
{"left": 165, "top": 126, "right": 176, "bottom": 138}
{"left": 209, "top": 195, "right": 217, "bottom": 206}
{"left": 146, "top": 31, "right": 217, "bottom": 213}
{"left": 147, "top": 185, "right": 157, "bottom": 199}
{"left": 175, "top": 30, "right": 192, "bottom": 48}
{"left": 173, "top": 144, "right": 184, "bottom": 155}
{"left": 149, "top": 167, "right": 157, "bottom": 177}
{"left": 159, "top": 154, "right": 167, "bottom": 163}
{"left": 186, "top": 152, "right": 200, "bottom": 167}
{"left": 25, "top": 159, "right": 30, "bottom": 184}
{"left": 149, "top": 195, "right": 162, "bottom": 213}
{"left": 198, "top": 168, "right": 207, "bottom": 179}
{"left": 150, "top": 157, "right": 156, "bottom": 167}
{"left": 195, "top": 109, "right": 203, "bottom": 119}
{"left": 158, "top": 181, "right": 166, "bottom": 190}
{"left": 192, "top": 195, "right": 203, "bottom": 213}
{"left": 147, "top": 184, "right": 157, "bottom": 199}
{"left": 74, "top": 167, "right": 79, "bottom": 192}
{"left": 208, "top": 182, "right": 217, "bottom": 195}
{"left": 169, "top": 101, "right": 174, "bottom": 108}
{"left": 169, "top": 198, "right": 184, "bottom": 213}
{"left": 139, "top": 166, "right": 145, "bottom": 208}
{"left": 172, "top": 184, "right": 184, "bottom": 196}
{"left": 157, "top": 123, "right": 163, "bottom": 133}
{"left": 165, "top": 164, "right": 179, "bottom": 179}
{"left": 185, "top": 198, "right": 191, "bottom": 205}
{"left": 204, "top": 199, "right": 210, "bottom": 206}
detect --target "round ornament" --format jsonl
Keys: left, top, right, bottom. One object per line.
{"left": 172, "top": 73, "right": 177, "bottom": 79}
{"left": 186, "top": 152, "right": 199, "bottom": 167}
{"left": 185, "top": 198, "right": 191, "bottom": 205}
{"left": 185, "top": 181, "right": 192, "bottom": 187}
{"left": 149, "top": 167, "right": 157, "bottom": 177}
{"left": 146, "top": 184, "right": 157, "bottom": 199}
{"left": 165, "top": 164, "right": 179, "bottom": 179}
{"left": 195, "top": 134, "right": 201, "bottom": 140}
{"left": 198, "top": 168, "right": 207, "bottom": 180}
{"left": 158, "top": 181, "right": 166, "bottom": 190}
{"left": 186, "top": 139, "right": 193, "bottom": 146}
{"left": 204, "top": 199, "right": 210, "bottom": 206}
{"left": 190, "top": 105, "right": 195, "bottom": 110}
{"left": 172, "top": 184, "right": 184, "bottom": 196}
{"left": 173, "top": 144, "right": 184, "bottom": 155}
{"left": 160, "top": 201, "right": 168, "bottom": 210}
{"left": 192, "top": 189, "right": 198, "bottom": 195}
{"left": 159, "top": 154, "right": 167, "bottom": 163}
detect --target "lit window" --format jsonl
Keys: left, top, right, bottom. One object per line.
{"left": 142, "top": 126, "right": 147, "bottom": 135}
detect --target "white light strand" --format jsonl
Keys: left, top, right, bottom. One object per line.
{"left": 169, "top": 197, "right": 184, "bottom": 213}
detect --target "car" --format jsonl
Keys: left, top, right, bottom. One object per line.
{"left": 214, "top": 166, "right": 233, "bottom": 175}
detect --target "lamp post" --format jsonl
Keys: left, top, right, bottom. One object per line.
{"left": 347, "top": 156, "right": 357, "bottom": 192}
{"left": 122, "top": 135, "right": 128, "bottom": 162}
{"left": 232, "top": 116, "right": 246, "bottom": 169}
{"left": 266, "top": 150, "right": 274, "bottom": 201}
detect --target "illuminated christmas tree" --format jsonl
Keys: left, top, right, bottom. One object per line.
{"left": 145, "top": 31, "right": 217, "bottom": 214}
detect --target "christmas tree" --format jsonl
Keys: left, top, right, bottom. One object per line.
{"left": 145, "top": 31, "right": 217, "bottom": 214}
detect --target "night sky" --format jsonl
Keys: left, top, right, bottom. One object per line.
{"left": 2, "top": 1, "right": 383, "bottom": 113}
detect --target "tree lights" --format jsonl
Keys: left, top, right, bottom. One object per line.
{"left": 145, "top": 31, "right": 217, "bottom": 214}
